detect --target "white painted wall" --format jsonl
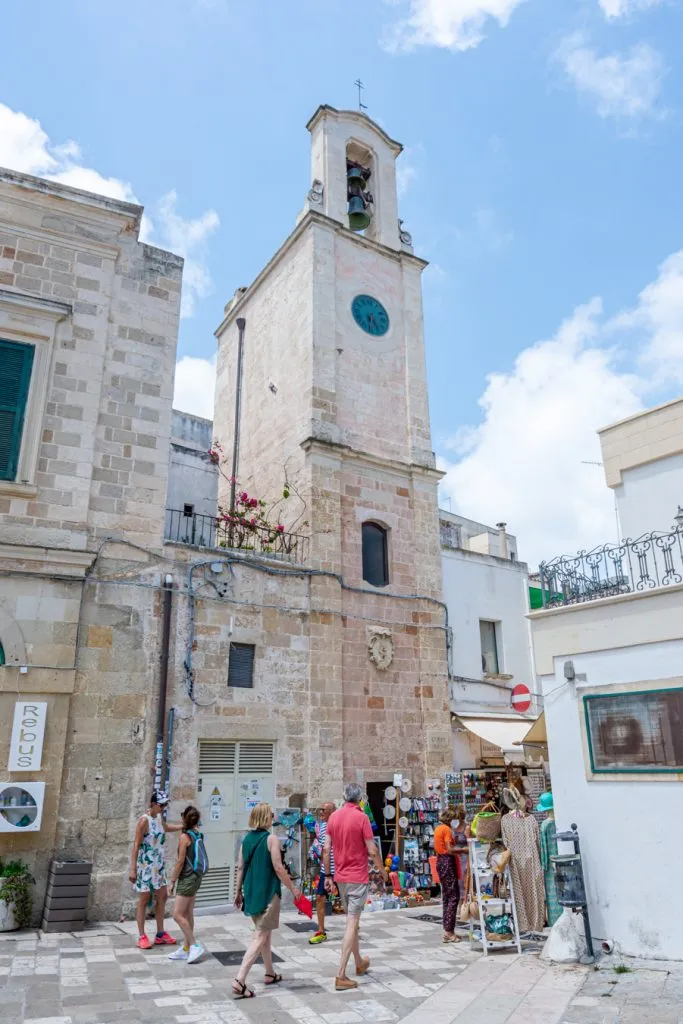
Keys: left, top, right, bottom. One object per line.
{"left": 165, "top": 410, "right": 218, "bottom": 544}
{"left": 615, "top": 452, "right": 683, "bottom": 539}
{"left": 442, "top": 547, "right": 535, "bottom": 692}
{"left": 541, "top": 638, "right": 683, "bottom": 960}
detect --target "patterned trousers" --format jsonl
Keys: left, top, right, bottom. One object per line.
{"left": 437, "top": 854, "right": 460, "bottom": 934}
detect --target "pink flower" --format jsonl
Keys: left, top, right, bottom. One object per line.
{"left": 276, "top": 524, "right": 285, "bottom": 533}
{"left": 250, "top": 517, "right": 257, "bottom": 526}
{"left": 250, "top": 497, "right": 258, "bottom": 508}
{"left": 240, "top": 491, "right": 249, "bottom": 502}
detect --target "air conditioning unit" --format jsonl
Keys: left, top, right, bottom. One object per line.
{"left": 0, "top": 781, "right": 45, "bottom": 833}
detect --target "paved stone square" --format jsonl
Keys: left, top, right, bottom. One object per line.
{"left": 0, "top": 907, "right": 680, "bottom": 1024}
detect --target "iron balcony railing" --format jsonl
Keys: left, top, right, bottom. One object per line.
{"left": 164, "top": 508, "right": 309, "bottom": 564}
{"left": 539, "top": 527, "right": 683, "bottom": 608}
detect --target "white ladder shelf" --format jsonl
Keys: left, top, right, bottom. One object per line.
{"left": 467, "top": 837, "right": 522, "bottom": 956}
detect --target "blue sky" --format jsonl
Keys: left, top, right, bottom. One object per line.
{"left": 1, "top": 0, "right": 682, "bottom": 562}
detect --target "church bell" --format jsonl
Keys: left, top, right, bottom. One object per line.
{"left": 348, "top": 195, "right": 372, "bottom": 232}
{"left": 347, "top": 166, "right": 365, "bottom": 189}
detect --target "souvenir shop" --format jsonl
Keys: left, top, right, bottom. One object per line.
{"left": 297, "top": 774, "right": 446, "bottom": 912}
{"left": 285, "top": 757, "right": 559, "bottom": 935}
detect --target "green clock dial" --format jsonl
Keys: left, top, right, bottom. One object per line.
{"left": 351, "top": 294, "right": 390, "bottom": 337}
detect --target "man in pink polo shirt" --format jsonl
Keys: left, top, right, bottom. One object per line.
{"left": 323, "top": 783, "right": 386, "bottom": 992}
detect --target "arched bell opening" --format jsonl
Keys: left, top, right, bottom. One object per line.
{"left": 346, "top": 140, "right": 376, "bottom": 237}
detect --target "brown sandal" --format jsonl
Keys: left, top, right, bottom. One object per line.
{"left": 232, "top": 980, "right": 255, "bottom": 999}
{"left": 265, "top": 973, "right": 282, "bottom": 985}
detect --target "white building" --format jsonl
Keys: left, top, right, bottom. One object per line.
{"left": 600, "top": 397, "right": 683, "bottom": 540}
{"left": 531, "top": 398, "right": 683, "bottom": 960}
{"left": 440, "top": 511, "right": 539, "bottom": 768}
{"left": 164, "top": 409, "right": 218, "bottom": 546}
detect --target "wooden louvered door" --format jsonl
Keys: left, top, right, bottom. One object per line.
{"left": 196, "top": 740, "right": 275, "bottom": 906}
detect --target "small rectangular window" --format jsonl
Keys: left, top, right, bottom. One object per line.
{"left": 0, "top": 339, "right": 34, "bottom": 482}
{"left": 228, "top": 642, "right": 255, "bottom": 688}
{"left": 585, "top": 688, "right": 683, "bottom": 773}
{"left": 479, "top": 620, "right": 499, "bottom": 675}
{"left": 183, "top": 503, "right": 194, "bottom": 517}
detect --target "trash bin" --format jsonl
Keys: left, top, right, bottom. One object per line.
{"left": 552, "top": 853, "right": 587, "bottom": 907}
{"left": 42, "top": 859, "right": 92, "bottom": 933}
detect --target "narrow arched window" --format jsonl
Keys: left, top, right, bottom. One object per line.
{"left": 362, "top": 522, "right": 389, "bottom": 587}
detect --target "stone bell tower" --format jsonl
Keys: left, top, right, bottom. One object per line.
{"left": 214, "top": 106, "right": 451, "bottom": 799}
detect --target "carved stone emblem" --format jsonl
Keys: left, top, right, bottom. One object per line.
{"left": 367, "top": 626, "right": 394, "bottom": 671}
{"left": 307, "top": 179, "right": 324, "bottom": 204}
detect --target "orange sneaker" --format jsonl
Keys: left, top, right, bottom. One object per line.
{"left": 137, "top": 935, "right": 152, "bottom": 949}
{"left": 154, "top": 932, "right": 177, "bottom": 945}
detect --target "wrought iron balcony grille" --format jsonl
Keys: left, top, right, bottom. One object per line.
{"left": 164, "top": 508, "right": 309, "bottom": 564}
{"left": 538, "top": 527, "right": 683, "bottom": 608}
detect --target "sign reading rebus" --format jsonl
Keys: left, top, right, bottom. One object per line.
{"left": 8, "top": 701, "right": 47, "bottom": 771}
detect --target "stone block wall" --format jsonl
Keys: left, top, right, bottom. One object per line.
{"left": 214, "top": 228, "right": 314, "bottom": 530}
{"left": 0, "top": 171, "right": 182, "bottom": 551}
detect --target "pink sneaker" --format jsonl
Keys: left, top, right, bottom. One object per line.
{"left": 137, "top": 935, "right": 152, "bottom": 949}
{"left": 154, "top": 932, "right": 177, "bottom": 946}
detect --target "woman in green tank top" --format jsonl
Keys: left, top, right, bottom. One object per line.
{"left": 232, "top": 803, "right": 301, "bottom": 999}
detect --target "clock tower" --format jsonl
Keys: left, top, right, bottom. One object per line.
{"left": 214, "top": 106, "right": 452, "bottom": 799}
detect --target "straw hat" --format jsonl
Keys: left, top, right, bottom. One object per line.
{"left": 502, "top": 787, "right": 526, "bottom": 812}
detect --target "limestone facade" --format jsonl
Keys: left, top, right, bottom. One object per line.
{"left": 0, "top": 170, "right": 183, "bottom": 919}
{"left": 0, "top": 107, "right": 451, "bottom": 923}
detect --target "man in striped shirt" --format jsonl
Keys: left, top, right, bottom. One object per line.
{"left": 309, "top": 803, "right": 336, "bottom": 944}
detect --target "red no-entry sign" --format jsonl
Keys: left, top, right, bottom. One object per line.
{"left": 511, "top": 684, "right": 532, "bottom": 714}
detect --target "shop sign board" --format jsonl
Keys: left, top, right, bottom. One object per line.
{"left": 8, "top": 701, "right": 47, "bottom": 771}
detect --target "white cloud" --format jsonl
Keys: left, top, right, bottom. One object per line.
{"left": 440, "top": 249, "right": 683, "bottom": 565}
{"left": 557, "top": 35, "right": 665, "bottom": 120}
{"left": 151, "top": 191, "right": 220, "bottom": 317}
{"left": 397, "top": 161, "right": 417, "bottom": 198}
{"left": 599, "top": 0, "right": 662, "bottom": 18}
{"left": 382, "top": 0, "right": 526, "bottom": 52}
{"left": 0, "top": 102, "right": 218, "bottom": 318}
{"left": 610, "top": 250, "right": 683, "bottom": 384}
{"left": 173, "top": 354, "right": 217, "bottom": 419}
{"left": 440, "top": 299, "right": 645, "bottom": 565}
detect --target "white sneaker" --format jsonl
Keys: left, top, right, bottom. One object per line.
{"left": 187, "top": 943, "right": 204, "bottom": 964}
{"left": 168, "top": 947, "right": 189, "bottom": 960}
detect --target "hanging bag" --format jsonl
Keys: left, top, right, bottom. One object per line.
{"left": 472, "top": 801, "right": 502, "bottom": 842}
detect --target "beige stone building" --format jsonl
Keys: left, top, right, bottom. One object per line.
{"left": 0, "top": 106, "right": 452, "bottom": 921}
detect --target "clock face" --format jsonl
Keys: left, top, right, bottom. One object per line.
{"left": 351, "top": 294, "right": 390, "bottom": 337}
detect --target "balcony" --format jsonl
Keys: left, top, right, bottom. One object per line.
{"left": 538, "top": 526, "right": 683, "bottom": 608}
{"left": 164, "top": 508, "right": 309, "bottom": 564}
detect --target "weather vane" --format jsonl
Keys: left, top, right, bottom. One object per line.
{"left": 354, "top": 79, "right": 368, "bottom": 112}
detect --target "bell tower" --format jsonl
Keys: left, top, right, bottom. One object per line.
{"left": 214, "top": 106, "right": 452, "bottom": 800}
{"left": 304, "top": 105, "right": 403, "bottom": 250}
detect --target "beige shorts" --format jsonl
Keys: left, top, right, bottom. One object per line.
{"left": 251, "top": 894, "right": 281, "bottom": 932}
{"left": 337, "top": 882, "right": 369, "bottom": 916}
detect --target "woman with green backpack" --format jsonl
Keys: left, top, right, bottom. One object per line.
{"left": 168, "top": 805, "right": 208, "bottom": 964}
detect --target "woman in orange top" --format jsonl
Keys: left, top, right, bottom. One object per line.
{"left": 434, "top": 808, "right": 461, "bottom": 943}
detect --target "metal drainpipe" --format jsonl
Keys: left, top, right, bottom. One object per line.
{"left": 154, "top": 573, "right": 174, "bottom": 792}
{"left": 228, "top": 317, "right": 246, "bottom": 547}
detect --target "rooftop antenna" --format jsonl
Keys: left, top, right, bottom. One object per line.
{"left": 354, "top": 78, "right": 368, "bottom": 112}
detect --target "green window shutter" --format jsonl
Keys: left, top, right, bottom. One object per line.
{"left": 0, "top": 340, "right": 34, "bottom": 481}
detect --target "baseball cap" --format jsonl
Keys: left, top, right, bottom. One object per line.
{"left": 151, "top": 790, "right": 169, "bottom": 806}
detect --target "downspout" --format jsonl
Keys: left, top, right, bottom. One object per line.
{"left": 154, "top": 573, "right": 174, "bottom": 791}
{"left": 228, "top": 317, "right": 246, "bottom": 547}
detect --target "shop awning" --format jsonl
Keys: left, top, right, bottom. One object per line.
{"left": 459, "top": 717, "right": 532, "bottom": 759}
{"left": 518, "top": 712, "right": 547, "bottom": 747}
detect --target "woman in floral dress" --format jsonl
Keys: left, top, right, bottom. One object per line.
{"left": 128, "top": 790, "right": 183, "bottom": 949}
